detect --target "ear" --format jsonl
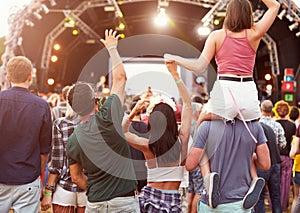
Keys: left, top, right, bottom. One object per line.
{"left": 6, "top": 74, "right": 12, "bottom": 83}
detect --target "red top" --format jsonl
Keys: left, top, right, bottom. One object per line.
{"left": 215, "top": 30, "right": 256, "bottom": 76}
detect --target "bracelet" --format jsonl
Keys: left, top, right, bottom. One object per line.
{"left": 44, "top": 191, "right": 52, "bottom": 196}
{"left": 45, "top": 184, "right": 55, "bottom": 192}
{"left": 106, "top": 45, "right": 117, "bottom": 51}
{"left": 175, "top": 79, "right": 183, "bottom": 85}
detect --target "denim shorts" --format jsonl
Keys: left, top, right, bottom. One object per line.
{"left": 293, "top": 172, "right": 300, "bottom": 186}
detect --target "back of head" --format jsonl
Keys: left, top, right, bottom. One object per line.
{"left": 6, "top": 56, "right": 32, "bottom": 84}
{"left": 289, "top": 106, "right": 300, "bottom": 121}
{"left": 224, "top": 0, "right": 253, "bottom": 32}
{"left": 67, "top": 82, "right": 95, "bottom": 116}
{"left": 148, "top": 103, "right": 180, "bottom": 164}
{"left": 261, "top": 100, "right": 273, "bottom": 114}
{"left": 274, "top": 100, "right": 290, "bottom": 118}
{"left": 61, "top": 85, "right": 70, "bottom": 101}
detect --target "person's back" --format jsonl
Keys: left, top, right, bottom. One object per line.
{"left": 186, "top": 119, "right": 269, "bottom": 212}
{"left": 0, "top": 56, "right": 52, "bottom": 212}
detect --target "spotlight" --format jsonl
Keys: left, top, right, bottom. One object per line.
{"left": 120, "top": 33, "right": 125, "bottom": 39}
{"left": 53, "top": 43, "right": 61, "bottom": 51}
{"left": 116, "top": 22, "right": 125, "bottom": 30}
{"left": 64, "top": 18, "right": 76, "bottom": 28}
{"left": 72, "top": 29, "right": 79, "bottom": 36}
{"left": 41, "top": 4, "right": 49, "bottom": 14}
{"left": 277, "top": 9, "right": 286, "bottom": 20}
{"left": 289, "top": 22, "right": 299, "bottom": 31}
{"left": 25, "top": 19, "right": 34, "bottom": 27}
{"left": 47, "top": 78, "right": 55, "bottom": 86}
{"left": 286, "top": 14, "right": 294, "bottom": 22}
{"left": 49, "top": 0, "right": 57, "bottom": 6}
{"left": 154, "top": 8, "right": 168, "bottom": 27}
{"left": 17, "top": 37, "right": 23, "bottom": 46}
{"left": 33, "top": 11, "right": 42, "bottom": 20}
{"left": 51, "top": 55, "right": 58, "bottom": 63}
{"left": 265, "top": 73, "right": 272, "bottom": 81}
{"left": 266, "top": 84, "right": 273, "bottom": 91}
{"left": 197, "top": 25, "right": 212, "bottom": 36}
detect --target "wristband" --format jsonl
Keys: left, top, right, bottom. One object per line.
{"left": 45, "top": 184, "right": 55, "bottom": 192}
{"left": 175, "top": 79, "right": 183, "bottom": 85}
{"left": 107, "top": 45, "right": 117, "bottom": 51}
{"left": 44, "top": 191, "right": 52, "bottom": 196}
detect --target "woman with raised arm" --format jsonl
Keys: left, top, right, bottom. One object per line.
{"left": 165, "top": 0, "right": 280, "bottom": 210}
{"left": 122, "top": 61, "right": 192, "bottom": 212}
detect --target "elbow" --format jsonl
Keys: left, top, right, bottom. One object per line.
{"left": 185, "top": 160, "right": 196, "bottom": 172}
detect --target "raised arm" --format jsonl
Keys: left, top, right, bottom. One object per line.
{"left": 122, "top": 100, "right": 155, "bottom": 160}
{"left": 251, "top": 0, "right": 280, "bottom": 39}
{"left": 165, "top": 61, "right": 192, "bottom": 164}
{"left": 100, "top": 29, "right": 126, "bottom": 104}
{"left": 164, "top": 32, "right": 216, "bottom": 74}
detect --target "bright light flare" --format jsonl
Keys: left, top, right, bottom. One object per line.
{"left": 47, "top": 78, "right": 55, "bottom": 86}
{"left": 264, "top": 73, "right": 272, "bottom": 81}
{"left": 266, "top": 84, "right": 273, "bottom": 91}
{"left": 197, "top": 26, "right": 211, "bottom": 36}
{"left": 154, "top": 8, "right": 168, "bottom": 27}
{"left": 51, "top": 55, "right": 58, "bottom": 63}
{"left": 53, "top": 43, "right": 61, "bottom": 51}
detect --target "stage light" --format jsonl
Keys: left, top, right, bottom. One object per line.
{"left": 154, "top": 8, "right": 168, "bottom": 27}
{"left": 49, "top": 0, "right": 57, "bottom": 6}
{"left": 266, "top": 84, "right": 272, "bottom": 91}
{"left": 120, "top": 33, "right": 125, "bottom": 39}
{"left": 53, "top": 43, "right": 60, "bottom": 51}
{"left": 64, "top": 18, "right": 76, "bottom": 28}
{"left": 33, "top": 11, "right": 42, "bottom": 20}
{"left": 72, "top": 29, "right": 79, "bottom": 36}
{"left": 213, "top": 18, "right": 220, "bottom": 25}
{"left": 277, "top": 9, "right": 286, "bottom": 20}
{"left": 289, "top": 22, "right": 299, "bottom": 31}
{"left": 117, "top": 22, "right": 125, "bottom": 30}
{"left": 17, "top": 37, "right": 23, "bottom": 46}
{"left": 51, "top": 55, "right": 58, "bottom": 63}
{"left": 286, "top": 14, "right": 294, "bottom": 22}
{"left": 25, "top": 19, "right": 34, "bottom": 27}
{"left": 265, "top": 73, "right": 272, "bottom": 81}
{"left": 41, "top": 4, "right": 49, "bottom": 14}
{"left": 296, "top": 31, "right": 300, "bottom": 37}
{"left": 197, "top": 25, "right": 212, "bottom": 36}
{"left": 47, "top": 78, "right": 55, "bottom": 86}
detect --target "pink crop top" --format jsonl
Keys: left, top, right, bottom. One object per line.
{"left": 215, "top": 30, "right": 256, "bottom": 76}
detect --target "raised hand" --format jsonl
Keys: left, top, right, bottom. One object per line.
{"left": 165, "top": 61, "right": 180, "bottom": 79}
{"left": 100, "top": 29, "right": 121, "bottom": 49}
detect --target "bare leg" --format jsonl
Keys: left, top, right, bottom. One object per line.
{"left": 251, "top": 154, "right": 258, "bottom": 179}
{"left": 191, "top": 194, "right": 201, "bottom": 213}
{"left": 77, "top": 206, "right": 86, "bottom": 213}
{"left": 52, "top": 204, "right": 75, "bottom": 213}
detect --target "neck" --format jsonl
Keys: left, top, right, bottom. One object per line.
{"left": 11, "top": 82, "right": 29, "bottom": 89}
{"left": 80, "top": 111, "right": 94, "bottom": 123}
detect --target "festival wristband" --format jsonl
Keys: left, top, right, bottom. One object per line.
{"left": 106, "top": 45, "right": 117, "bottom": 51}
{"left": 175, "top": 79, "right": 183, "bottom": 85}
{"left": 44, "top": 191, "right": 52, "bottom": 196}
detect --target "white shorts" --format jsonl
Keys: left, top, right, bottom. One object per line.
{"left": 52, "top": 184, "right": 87, "bottom": 207}
{"left": 204, "top": 79, "right": 261, "bottom": 121}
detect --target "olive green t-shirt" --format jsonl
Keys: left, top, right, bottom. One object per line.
{"left": 67, "top": 94, "right": 137, "bottom": 202}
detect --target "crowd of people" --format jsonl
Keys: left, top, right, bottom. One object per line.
{"left": 1, "top": 0, "right": 300, "bottom": 212}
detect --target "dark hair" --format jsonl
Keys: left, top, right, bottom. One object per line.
{"left": 148, "top": 103, "right": 181, "bottom": 164}
{"left": 67, "top": 82, "right": 95, "bottom": 116}
{"left": 224, "top": 0, "right": 253, "bottom": 32}
{"left": 289, "top": 106, "right": 300, "bottom": 121}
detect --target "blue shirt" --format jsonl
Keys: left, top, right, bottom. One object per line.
{"left": 0, "top": 86, "right": 52, "bottom": 184}
{"left": 193, "top": 119, "right": 267, "bottom": 205}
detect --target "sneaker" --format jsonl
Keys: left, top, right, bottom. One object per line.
{"left": 242, "top": 177, "right": 265, "bottom": 210}
{"left": 204, "top": 172, "right": 220, "bottom": 208}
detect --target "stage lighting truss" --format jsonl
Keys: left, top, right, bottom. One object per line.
{"left": 278, "top": 0, "right": 300, "bottom": 37}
